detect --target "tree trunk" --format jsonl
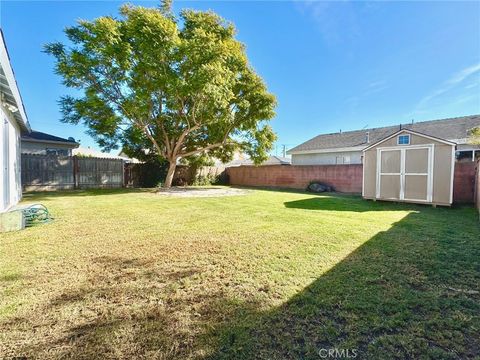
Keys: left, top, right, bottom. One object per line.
{"left": 163, "top": 160, "right": 177, "bottom": 188}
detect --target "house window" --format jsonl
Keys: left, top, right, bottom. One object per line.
{"left": 456, "top": 150, "right": 474, "bottom": 162}
{"left": 398, "top": 134, "right": 410, "bottom": 145}
{"left": 46, "top": 149, "right": 69, "bottom": 156}
{"left": 335, "top": 155, "right": 350, "bottom": 164}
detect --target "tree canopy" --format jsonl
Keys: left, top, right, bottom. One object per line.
{"left": 468, "top": 127, "right": 480, "bottom": 145}
{"left": 45, "top": 2, "right": 276, "bottom": 186}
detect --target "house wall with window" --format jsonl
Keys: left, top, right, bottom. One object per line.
{"left": 291, "top": 141, "right": 480, "bottom": 166}
{"left": 21, "top": 141, "right": 76, "bottom": 156}
{"left": 0, "top": 104, "right": 22, "bottom": 212}
{"left": 455, "top": 144, "right": 480, "bottom": 163}
{"left": 291, "top": 151, "right": 363, "bottom": 165}
{"left": 1, "top": 30, "right": 29, "bottom": 213}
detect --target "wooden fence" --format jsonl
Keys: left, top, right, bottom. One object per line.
{"left": 452, "top": 162, "right": 477, "bottom": 203}
{"left": 475, "top": 160, "right": 480, "bottom": 216}
{"left": 21, "top": 154, "right": 124, "bottom": 191}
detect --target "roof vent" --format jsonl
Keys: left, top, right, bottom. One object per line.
{"left": 366, "top": 131, "right": 370, "bottom": 144}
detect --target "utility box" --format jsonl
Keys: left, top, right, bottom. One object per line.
{"left": 0, "top": 210, "right": 25, "bottom": 233}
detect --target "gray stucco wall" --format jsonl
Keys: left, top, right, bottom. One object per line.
{"left": 291, "top": 151, "right": 363, "bottom": 165}
{"left": 21, "top": 141, "right": 75, "bottom": 155}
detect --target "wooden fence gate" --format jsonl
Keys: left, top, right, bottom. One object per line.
{"left": 21, "top": 154, "right": 124, "bottom": 191}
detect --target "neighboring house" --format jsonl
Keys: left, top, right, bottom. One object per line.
{"left": 21, "top": 130, "right": 78, "bottom": 155}
{"left": 1, "top": 31, "right": 31, "bottom": 212}
{"left": 287, "top": 115, "right": 480, "bottom": 165}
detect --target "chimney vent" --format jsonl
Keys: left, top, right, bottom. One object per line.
{"left": 366, "top": 131, "right": 370, "bottom": 144}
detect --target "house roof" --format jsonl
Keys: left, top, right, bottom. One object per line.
{"left": 0, "top": 30, "right": 30, "bottom": 132}
{"left": 260, "top": 156, "right": 291, "bottom": 165}
{"left": 21, "top": 130, "right": 79, "bottom": 147}
{"left": 287, "top": 115, "right": 480, "bottom": 154}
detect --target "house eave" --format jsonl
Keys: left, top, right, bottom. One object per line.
{"left": 287, "top": 146, "right": 366, "bottom": 155}
{"left": 0, "top": 30, "right": 30, "bottom": 133}
{"left": 21, "top": 138, "right": 79, "bottom": 148}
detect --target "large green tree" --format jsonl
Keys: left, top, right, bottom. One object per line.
{"left": 46, "top": 2, "right": 276, "bottom": 187}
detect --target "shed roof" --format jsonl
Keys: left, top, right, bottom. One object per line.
{"left": 288, "top": 115, "right": 480, "bottom": 154}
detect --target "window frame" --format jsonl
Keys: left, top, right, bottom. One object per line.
{"left": 397, "top": 134, "right": 410, "bottom": 145}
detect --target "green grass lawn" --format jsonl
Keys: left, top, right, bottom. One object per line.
{"left": 0, "top": 188, "right": 479, "bottom": 359}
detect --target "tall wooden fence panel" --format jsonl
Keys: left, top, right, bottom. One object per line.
{"left": 453, "top": 162, "right": 477, "bottom": 204}
{"left": 22, "top": 154, "right": 74, "bottom": 191}
{"left": 21, "top": 154, "right": 124, "bottom": 191}
{"left": 475, "top": 160, "right": 480, "bottom": 216}
{"left": 76, "top": 157, "right": 124, "bottom": 189}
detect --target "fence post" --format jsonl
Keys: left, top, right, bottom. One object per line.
{"left": 73, "top": 156, "right": 79, "bottom": 189}
{"left": 122, "top": 161, "right": 125, "bottom": 188}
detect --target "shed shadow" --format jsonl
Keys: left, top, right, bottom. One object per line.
{"left": 208, "top": 207, "right": 480, "bottom": 359}
{"left": 284, "top": 195, "right": 433, "bottom": 212}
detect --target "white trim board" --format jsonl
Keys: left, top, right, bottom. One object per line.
{"left": 0, "top": 32, "right": 30, "bottom": 131}
{"left": 364, "top": 129, "right": 455, "bottom": 152}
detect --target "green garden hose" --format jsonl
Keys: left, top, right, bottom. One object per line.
{"left": 22, "top": 204, "right": 53, "bottom": 227}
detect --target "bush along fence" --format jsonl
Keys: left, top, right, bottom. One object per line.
{"left": 21, "top": 154, "right": 124, "bottom": 191}
{"left": 124, "top": 163, "right": 229, "bottom": 187}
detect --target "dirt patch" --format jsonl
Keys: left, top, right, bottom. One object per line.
{"left": 156, "top": 187, "right": 249, "bottom": 197}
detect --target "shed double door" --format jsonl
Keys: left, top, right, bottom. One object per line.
{"left": 376, "top": 145, "right": 433, "bottom": 203}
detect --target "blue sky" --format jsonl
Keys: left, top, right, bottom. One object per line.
{"left": 1, "top": 1, "right": 479, "bottom": 154}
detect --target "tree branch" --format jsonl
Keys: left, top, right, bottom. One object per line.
{"left": 179, "top": 140, "right": 237, "bottom": 158}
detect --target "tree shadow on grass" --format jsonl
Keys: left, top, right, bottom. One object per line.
{"left": 1, "top": 255, "right": 263, "bottom": 359}
{"left": 209, "top": 207, "right": 480, "bottom": 359}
